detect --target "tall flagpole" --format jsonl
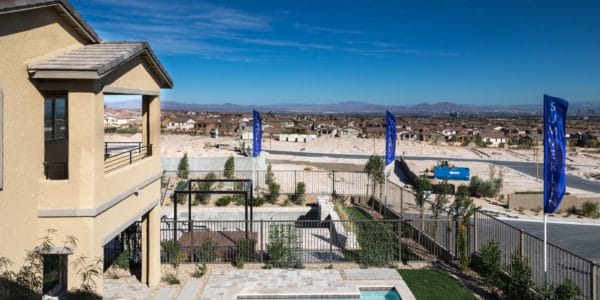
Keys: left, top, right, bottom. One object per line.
{"left": 542, "top": 95, "right": 569, "bottom": 285}
{"left": 544, "top": 212, "right": 547, "bottom": 283}
{"left": 384, "top": 164, "right": 388, "bottom": 206}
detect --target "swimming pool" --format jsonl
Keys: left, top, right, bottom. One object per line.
{"left": 238, "top": 288, "right": 401, "bottom": 300}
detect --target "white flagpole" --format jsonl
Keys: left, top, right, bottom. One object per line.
{"left": 544, "top": 212, "right": 547, "bottom": 283}
{"left": 252, "top": 153, "right": 256, "bottom": 192}
{"left": 384, "top": 163, "right": 388, "bottom": 206}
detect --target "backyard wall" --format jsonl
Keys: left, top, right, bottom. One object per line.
{"left": 508, "top": 193, "right": 600, "bottom": 211}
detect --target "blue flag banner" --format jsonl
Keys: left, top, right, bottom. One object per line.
{"left": 252, "top": 110, "right": 262, "bottom": 157}
{"left": 385, "top": 110, "right": 397, "bottom": 165}
{"left": 543, "top": 95, "right": 568, "bottom": 214}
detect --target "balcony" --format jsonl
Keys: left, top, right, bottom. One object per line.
{"left": 104, "top": 142, "right": 153, "bottom": 173}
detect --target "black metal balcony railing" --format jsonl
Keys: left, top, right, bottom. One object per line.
{"left": 44, "top": 161, "right": 68, "bottom": 180}
{"left": 104, "top": 144, "right": 152, "bottom": 173}
{"left": 104, "top": 142, "right": 142, "bottom": 156}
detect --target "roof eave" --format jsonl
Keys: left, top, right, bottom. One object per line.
{"left": 0, "top": 0, "right": 101, "bottom": 44}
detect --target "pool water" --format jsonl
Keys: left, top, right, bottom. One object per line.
{"left": 245, "top": 288, "right": 401, "bottom": 300}
{"left": 361, "top": 290, "right": 401, "bottom": 300}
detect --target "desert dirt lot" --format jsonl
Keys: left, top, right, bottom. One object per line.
{"left": 106, "top": 133, "right": 597, "bottom": 163}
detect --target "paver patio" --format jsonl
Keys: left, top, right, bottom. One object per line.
{"left": 201, "top": 268, "right": 415, "bottom": 300}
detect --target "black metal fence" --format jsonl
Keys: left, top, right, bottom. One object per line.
{"left": 159, "top": 219, "right": 435, "bottom": 265}
{"left": 163, "top": 170, "right": 371, "bottom": 196}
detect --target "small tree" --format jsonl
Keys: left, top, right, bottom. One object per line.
{"left": 224, "top": 156, "right": 235, "bottom": 179}
{"left": 294, "top": 182, "right": 306, "bottom": 205}
{"left": 430, "top": 180, "right": 450, "bottom": 240}
{"left": 364, "top": 155, "right": 385, "bottom": 196}
{"left": 265, "top": 162, "right": 275, "bottom": 185}
{"left": 451, "top": 185, "right": 480, "bottom": 271}
{"left": 415, "top": 176, "right": 432, "bottom": 231}
{"left": 194, "top": 172, "right": 217, "bottom": 205}
{"left": 177, "top": 152, "right": 190, "bottom": 179}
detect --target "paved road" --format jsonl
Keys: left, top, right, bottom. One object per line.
{"left": 266, "top": 150, "right": 600, "bottom": 193}
{"left": 505, "top": 220, "right": 600, "bottom": 263}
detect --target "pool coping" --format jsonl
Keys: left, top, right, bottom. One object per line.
{"left": 237, "top": 286, "right": 400, "bottom": 299}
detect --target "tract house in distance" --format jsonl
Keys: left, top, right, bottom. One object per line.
{"left": 0, "top": 0, "right": 172, "bottom": 296}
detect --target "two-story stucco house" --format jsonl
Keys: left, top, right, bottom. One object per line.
{"left": 0, "top": 0, "right": 172, "bottom": 296}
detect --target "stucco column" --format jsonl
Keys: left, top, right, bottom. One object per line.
{"left": 140, "top": 213, "right": 148, "bottom": 284}
{"left": 147, "top": 203, "right": 161, "bottom": 286}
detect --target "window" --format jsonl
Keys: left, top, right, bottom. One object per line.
{"left": 44, "top": 93, "right": 68, "bottom": 180}
{"left": 44, "top": 96, "right": 67, "bottom": 142}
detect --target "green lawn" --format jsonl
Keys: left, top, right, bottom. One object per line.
{"left": 398, "top": 269, "right": 476, "bottom": 300}
{"left": 344, "top": 206, "right": 373, "bottom": 220}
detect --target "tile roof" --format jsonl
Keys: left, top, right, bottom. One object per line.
{"left": 29, "top": 42, "right": 173, "bottom": 88}
{"left": 0, "top": 0, "right": 100, "bottom": 43}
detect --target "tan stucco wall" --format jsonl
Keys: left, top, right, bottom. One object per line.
{"left": 0, "top": 6, "right": 166, "bottom": 294}
{"left": 105, "top": 57, "right": 162, "bottom": 92}
{"left": 0, "top": 7, "right": 87, "bottom": 267}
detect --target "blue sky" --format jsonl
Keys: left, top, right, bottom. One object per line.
{"left": 71, "top": 0, "right": 600, "bottom": 105}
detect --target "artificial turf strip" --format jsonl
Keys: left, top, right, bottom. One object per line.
{"left": 398, "top": 269, "right": 476, "bottom": 300}
{"left": 345, "top": 206, "right": 374, "bottom": 220}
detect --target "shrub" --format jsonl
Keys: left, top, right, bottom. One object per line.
{"left": 293, "top": 182, "right": 306, "bottom": 205}
{"left": 503, "top": 253, "right": 534, "bottom": 300}
{"left": 196, "top": 239, "right": 218, "bottom": 262}
{"left": 252, "top": 196, "right": 265, "bottom": 207}
{"left": 215, "top": 196, "right": 233, "bottom": 207}
{"left": 163, "top": 273, "right": 180, "bottom": 285}
{"left": 580, "top": 201, "right": 599, "bottom": 217}
{"left": 554, "top": 279, "right": 581, "bottom": 300}
{"left": 472, "top": 240, "right": 502, "bottom": 289}
{"left": 232, "top": 181, "right": 246, "bottom": 205}
{"left": 468, "top": 176, "right": 502, "bottom": 198}
{"left": 190, "top": 263, "right": 207, "bottom": 278}
{"left": 266, "top": 224, "right": 302, "bottom": 268}
{"left": 113, "top": 249, "right": 129, "bottom": 270}
{"left": 234, "top": 238, "right": 256, "bottom": 268}
{"left": 161, "top": 240, "right": 181, "bottom": 262}
{"left": 268, "top": 182, "right": 281, "bottom": 203}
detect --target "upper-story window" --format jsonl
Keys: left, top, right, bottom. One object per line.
{"left": 44, "top": 94, "right": 68, "bottom": 180}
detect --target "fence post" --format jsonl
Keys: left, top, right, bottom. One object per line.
{"left": 294, "top": 171, "right": 297, "bottom": 194}
{"left": 329, "top": 220, "right": 334, "bottom": 262}
{"left": 473, "top": 212, "right": 479, "bottom": 253}
{"left": 446, "top": 217, "right": 451, "bottom": 258}
{"left": 260, "top": 220, "right": 264, "bottom": 263}
{"left": 400, "top": 189, "right": 404, "bottom": 219}
{"left": 519, "top": 229, "right": 525, "bottom": 258}
{"left": 398, "top": 218, "right": 402, "bottom": 263}
{"left": 332, "top": 171, "right": 336, "bottom": 195}
{"left": 592, "top": 263, "right": 597, "bottom": 300}
{"left": 129, "top": 150, "right": 133, "bottom": 164}
{"left": 188, "top": 181, "right": 192, "bottom": 232}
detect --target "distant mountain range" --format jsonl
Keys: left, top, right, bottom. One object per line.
{"left": 106, "top": 100, "right": 600, "bottom": 115}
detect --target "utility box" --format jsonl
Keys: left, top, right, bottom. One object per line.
{"left": 434, "top": 166, "right": 470, "bottom": 181}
